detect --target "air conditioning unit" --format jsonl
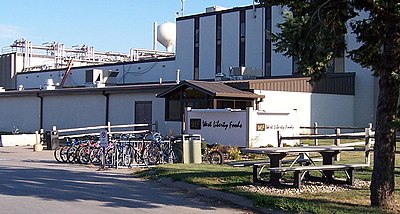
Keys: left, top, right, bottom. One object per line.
{"left": 206, "top": 6, "right": 227, "bottom": 13}
{"left": 85, "top": 69, "right": 103, "bottom": 85}
{"left": 104, "top": 70, "right": 119, "bottom": 86}
{"left": 229, "top": 67, "right": 263, "bottom": 79}
{"left": 230, "top": 67, "right": 246, "bottom": 76}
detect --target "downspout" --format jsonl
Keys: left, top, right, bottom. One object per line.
{"left": 102, "top": 90, "right": 109, "bottom": 125}
{"left": 36, "top": 93, "right": 43, "bottom": 130}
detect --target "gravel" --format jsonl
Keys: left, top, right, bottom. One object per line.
{"left": 235, "top": 179, "right": 370, "bottom": 196}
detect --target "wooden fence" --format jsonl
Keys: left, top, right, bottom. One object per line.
{"left": 51, "top": 121, "right": 156, "bottom": 140}
{"left": 277, "top": 123, "right": 374, "bottom": 164}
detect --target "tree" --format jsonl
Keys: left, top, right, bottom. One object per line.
{"left": 256, "top": 0, "right": 399, "bottom": 211}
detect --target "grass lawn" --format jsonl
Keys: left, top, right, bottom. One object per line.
{"left": 134, "top": 141, "right": 400, "bottom": 214}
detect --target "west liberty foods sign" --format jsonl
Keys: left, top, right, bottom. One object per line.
{"left": 185, "top": 108, "right": 299, "bottom": 147}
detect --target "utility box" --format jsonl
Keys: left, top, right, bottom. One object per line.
{"left": 45, "top": 130, "right": 59, "bottom": 150}
{"left": 182, "top": 134, "right": 202, "bottom": 164}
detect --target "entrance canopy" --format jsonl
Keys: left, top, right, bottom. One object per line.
{"left": 157, "top": 80, "right": 264, "bottom": 121}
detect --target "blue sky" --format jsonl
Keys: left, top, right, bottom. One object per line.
{"left": 0, "top": 0, "right": 255, "bottom": 53}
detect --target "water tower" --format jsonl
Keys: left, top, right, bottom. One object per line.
{"left": 157, "top": 22, "right": 176, "bottom": 52}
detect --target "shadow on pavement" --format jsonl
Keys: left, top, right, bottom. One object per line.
{"left": 0, "top": 164, "right": 219, "bottom": 211}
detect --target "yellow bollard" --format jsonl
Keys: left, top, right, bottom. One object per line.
{"left": 33, "top": 131, "right": 43, "bottom": 152}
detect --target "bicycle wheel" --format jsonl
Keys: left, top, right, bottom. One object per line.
{"left": 145, "top": 143, "right": 160, "bottom": 165}
{"left": 77, "top": 145, "right": 91, "bottom": 164}
{"left": 122, "top": 145, "right": 134, "bottom": 167}
{"left": 89, "top": 147, "right": 103, "bottom": 165}
{"left": 208, "top": 151, "right": 223, "bottom": 164}
{"left": 60, "top": 146, "right": 70, "bottom": 163}
{"left": 53, "top": 146, "right": 63, "bottom": 163}
{"left": 67, "top": 146, "right": 79, "bottom": 163}
{"left": 171, "top": 148, "right": 183, "bottom": 163}
{"left": 105, "top": 147, "right": 115, "bottom": 166}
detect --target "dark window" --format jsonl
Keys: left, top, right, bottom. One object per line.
{"left": 194, "top": 17, "right": 200, "bottom": 79}
{"left": 85, "top": 70, "right": 93, "bottom": 83}
{"left": 135, "top": 101, "right": 152, "bottom": 130}
{"left": 216, "top": 99, "right": 253, "bottom": 110}
{"left": 239, "top": 10, "right": 246, "bottom": 67}
{"left": 217, "top": 100, "right": 234, "bottom": 109}
{"left": 165, "top": 88, "right": 212, "bottom": 121}
{"left": 265, "top": 6, "right": 272, "bottom": 76}
{"left": 164, "top": 88, "right": 255, "bottom": 121}
{"left": 216, "top": 14, "right": 222, "bottom": 74}
{"left": 166, "top": 100, "right": 182, "bottom": 121}
{"left": 183, "top": 88, "right": 205, "bottom": 99}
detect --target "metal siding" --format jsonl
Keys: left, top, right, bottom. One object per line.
{"left": 244, "top": 74, "right": 355, "bottom": 95}
{"left": 0, "top": 53, "right": 14, "bottom": 89}
{"left": 176, "top": 19, "right": 195, "bottom": 80}
{"left": 199, "top": 16, "right": 216, "bottom": 79}
{"left": 221, "top": 11, "right": 240, "bottom": 76}
{"left": 0, "top": 96, "right": 40, "bottom": 132}
{"left": 245, "top": 7, "right": 264, "bottom": 71}
{"left": 42, "top": 94, "right": 106, "bottom": 130}
{"left": 270, "top": 6, "right": 293, "bottom": 76}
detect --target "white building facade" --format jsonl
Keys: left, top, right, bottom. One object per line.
{"left": 0, "top": 4, "right": 377, "bottom": 135}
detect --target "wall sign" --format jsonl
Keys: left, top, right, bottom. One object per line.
{"left": 256, "top": 123, "right": 265, "bottom": 131}
{"left": 190, "top": 118, "right": 202, "bottom": 130}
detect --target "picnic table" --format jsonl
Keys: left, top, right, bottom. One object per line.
{"left": 241, "top": 145, "right": 369, "bottom": 188}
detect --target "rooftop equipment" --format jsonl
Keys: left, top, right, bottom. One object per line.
{"left": 157, "top": 23, "right": 176, "bottom": 52}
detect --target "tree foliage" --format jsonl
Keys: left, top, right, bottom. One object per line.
{"left": 257, "top": 0, "right": 400, "bottom": 211}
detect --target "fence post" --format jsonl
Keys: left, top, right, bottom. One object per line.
{"left": 107, "top": 121, "right": 112, "bottom": 141}
{"left": 40, "top": 129, "right": 44, "bottom": 144}
{"left": 277, "top": 130, "right": 282, "bottom": 147}
{"left": 365, "top": 127, "right": 371, "bottom": 165}
{"left": 154, "top": 120, "right": 159, "bottom": 132}
{"left": 334, "top": 128, "right": 341, "bottom": 161}
{"left": 313, "top": 122, "right": 318, "bottom": 145}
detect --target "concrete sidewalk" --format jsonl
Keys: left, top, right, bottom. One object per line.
{"left": 0, "top": 145, "right": 284, "bottom": 214}
{"left": 156, "top": 177, "right": 282, "bottom": 214}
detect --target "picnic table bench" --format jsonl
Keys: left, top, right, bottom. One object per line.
{"left": 241, "top": 145, "right": 370, "bottom": 189}
{"left": 268, "top": 163, "right": 369, "bottom": 188}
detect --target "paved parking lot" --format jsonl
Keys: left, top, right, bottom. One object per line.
{"left": 0, "top": 146, "right": 255, "bottom": 214}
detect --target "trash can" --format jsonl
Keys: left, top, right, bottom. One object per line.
{"left": 182, "top": 134, "right": 202, "bottom": 164}
{"left": 45, "top": 130, "right": 59, "bottom": 150}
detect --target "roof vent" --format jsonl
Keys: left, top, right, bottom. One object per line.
{"left": 206, "top": 6, "right": 227, "bottom": 13}
{"left": 44, "top": 79, "right": 56, "bottom": 90}
{"left": 215, "top": 73, "right": 229, "bottom": 81}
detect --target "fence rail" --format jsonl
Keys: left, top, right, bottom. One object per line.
{"left": 53, "top": 122, "right": 155, "bottom": 140}
{"left": 278, "top": 123, "right": 374, "bottom": 164}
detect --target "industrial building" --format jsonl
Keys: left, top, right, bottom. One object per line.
{"left": 0, "top": 4, "right": 376, "bottom": 135}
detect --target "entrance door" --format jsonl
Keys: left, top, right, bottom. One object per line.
{"left": 135, "top": 101, "right": 152, "bottom": 131}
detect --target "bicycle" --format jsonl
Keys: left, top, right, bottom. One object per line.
{"left": 202, "top": 142, "right": 224, "bottom": 164}
{"left": 160, "top": 136, "right": 183, "bottom": 164}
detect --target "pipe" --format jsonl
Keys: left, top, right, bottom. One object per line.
{"left": 176, "top": 69, "right": 180, "bottom": 84}
{"left": 153, "top": 22, "right": 158, "bottom": 50}
{"left": 102, "top": 90, "right": 110, "bottom": 125}
{"left": 36, "top": 93, "right": 43, "bottom": 130}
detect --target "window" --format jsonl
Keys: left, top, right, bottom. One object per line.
{"left": 265, "top": 6, "right": 272, "bottom": 76}
{"left": 166, "top": 100, "right": 181, "bottom": 121}
{"left": 239, "top": 10, "right": 246, "bottom": 67}
{"left": 164, "top": 87, "right": 255, "bottom": 121}
{"left": 135, "top": 101, "right": 152, "bottom": 130}
{"left": 194, "top": 18, "right": 200, "bottom": 79}
{"left": 216, "top": 99, "right": 253, "bottom": 110}
{"left": 165, "top": 87, "right": 212, "bottom": 121}
{"left": 85, "top": 70, "right": 93, "bottom": 83}
{"left": 216, "top": 14, "right": 222, "bottom": 74}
